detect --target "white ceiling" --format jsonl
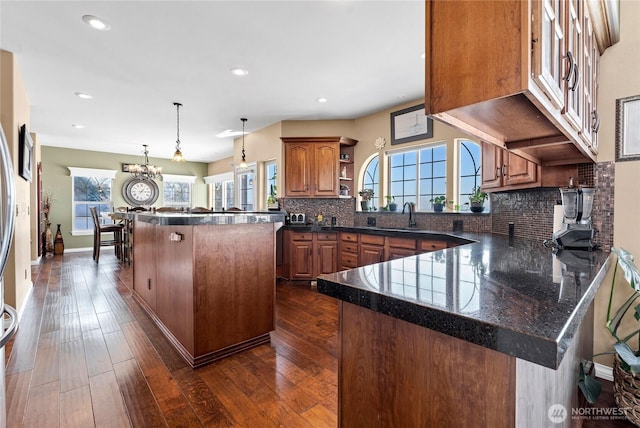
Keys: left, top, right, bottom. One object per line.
{"left": 0, "top": 1, "right": 425, "bottom": 163}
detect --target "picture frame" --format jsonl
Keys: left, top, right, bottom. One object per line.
{"left": 615, "top": 94, "right": 640, "bottom": 162}
{"left": 19, "top": 124, "right": 33, "bottom": 182}
{"left": 390, "top": 104, "right": 434, "bottom": 145}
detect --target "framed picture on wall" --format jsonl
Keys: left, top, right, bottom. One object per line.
{"left": 615, "top": 94, "right": 640, "bottom": 162}
{"left": 19, "top": 124, "right": 33, "bottom": 182}
{"left": 390, "top": 104, "right": 434, "bottom": 145}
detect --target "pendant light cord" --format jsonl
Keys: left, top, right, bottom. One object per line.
{"left": 174, "top": 102, "right": 182, "bottom": 150}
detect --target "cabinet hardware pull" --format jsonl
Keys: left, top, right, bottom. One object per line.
{"left": 592, "top": 110, "right": 600, "bottom": 132}
{"left": 563, "top": 51, "right": 575, "bottom": 83}
{"left": 502, "top": 165, "right": 507, "bottom": 177}
{"left": 169, "top": 232, "right": 184, "bottom": 242}
{"left": 147, "top": 278, "right": 151, "bottom": 290}
{"left": 495, "top": 167, "right": 500, "bottom": 179}
{"left": 570, "top": 64, "right": 580, "bottom": 92}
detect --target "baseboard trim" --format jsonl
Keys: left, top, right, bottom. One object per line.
{"left": 595, "top": 362, "right": 614, "bottom": 381}
{"left": 16, "top": 282, "right": 34, "bottom": 323}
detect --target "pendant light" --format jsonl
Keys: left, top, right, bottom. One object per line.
{"left": 238, "top": 117, "right": 248, "bottom": 168}
{"left": 172, "top": 102, "right": 185, "bottom": 162}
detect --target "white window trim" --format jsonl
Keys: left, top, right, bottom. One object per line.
{"left": 204, "top": 172, "right": 233, "bottom": 184}
{"left": 163, "top": 174, "right": 196, "bottom": 184}
{"left": 68, "top": 167, "right": 117, "bottom": 179}
{"left": 383, "top": 140, "right": 447, "bottom": 156}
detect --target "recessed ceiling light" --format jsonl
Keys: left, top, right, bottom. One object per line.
{"left": 72, "top": 124, "right": 85, "bottom": 129}
{"left": 317, "top": 97, "right": 328, "bottom": 103}
{"left": 216, "top": 129, "right": 244, "bottom": 138}
{"left": 82, "top": 15, "right": 111, "bottom": 31}
{"left": 230, "top": 67, "right": 249, "bottom": 76}
{"left": 74, "top": 92, "right": 93, "bottom": 99}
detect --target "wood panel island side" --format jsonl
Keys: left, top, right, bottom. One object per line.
{"left": 122, "top": 211, "right": 284, "bottom": 368}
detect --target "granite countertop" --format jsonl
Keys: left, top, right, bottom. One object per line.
{"left": 113, "top": 211, "right": 285, "bottom": 226}
{"left": 317, "top": 232, "right": 611, "bottom": 369}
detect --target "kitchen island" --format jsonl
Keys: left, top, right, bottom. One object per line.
{"left": 317, "top": 233, "right": 611, "bottom": 427}
{"left": 123, "top": 211, "right": 284, "bottom": 368}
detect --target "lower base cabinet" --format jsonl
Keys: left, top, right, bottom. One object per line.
{"left": 283, "top": 230, "right": 337, "bottom": 280}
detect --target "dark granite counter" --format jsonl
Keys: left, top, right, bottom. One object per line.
{"left": 317, "top": 232, "right": 611, "bottom": 369}
{"left": 114, "top": 211, "right": 285, "bottom": 226}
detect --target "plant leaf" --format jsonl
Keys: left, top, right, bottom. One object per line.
{"left": 577, "top": 362, "right": 602, "bottom": 404}
{"left": 614, "top": 342, "right": 640, "bottom": 374}
{"left": 612, "top": 247, "right": 640, "bottom": 292}
{"left": 607, "top": 292, "right": 640, "bottom": 340}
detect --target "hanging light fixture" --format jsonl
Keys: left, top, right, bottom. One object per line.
{"left": 172, "top": 102, "right": 185, "bottom": 162}
{"left": 238, "top": 117, "right": 248, "bottom": 168}
{"left": 127, "top": 144, "right": 162, "bottom": 180}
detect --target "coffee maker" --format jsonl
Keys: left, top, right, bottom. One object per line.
{"left": 550, "top": 185, "right": 595, "bottom": 250}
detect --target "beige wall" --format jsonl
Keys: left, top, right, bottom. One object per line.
{"left": 41, "top": 146, "right": 209, "bottom": 250}
{"left": 0, "top": 50, "right": 33, "bottom": 312}
{"left": 592, "top": 0, "right": 640, "bottom": 365}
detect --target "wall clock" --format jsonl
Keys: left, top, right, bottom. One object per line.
{"left": 122, "top": 177, "right": 160, "bottom": 207}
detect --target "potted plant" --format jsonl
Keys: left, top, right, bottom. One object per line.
{"left": 359, "top": 189, "right": 375, "bottom": 211}
{"left": 267, "top": 175, "right": 279, "bottom": 210}
{"left": 385, "top": 195, "right": 398, "bottom": 212}
{"left": 580, "top": 248, "right": 640, "bottom": 425}
{"left": 468, "top": 186, "right": 487, "bottom": 213}
{"left": 430, "top": 195, "right": 446, "bottom": 212}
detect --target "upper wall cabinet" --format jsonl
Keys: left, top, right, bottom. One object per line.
{"left": 425, "top": 0, "right": 615, "bottom": 166}
{"left": 281, "top": 136, "right": 357, "bottom": 198}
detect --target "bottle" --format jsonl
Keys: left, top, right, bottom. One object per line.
{"left": 54, "top": 224, "right": 64, "bottom": 255}
{"left": 317, "top": 212, "right": 323, "bottom": 223}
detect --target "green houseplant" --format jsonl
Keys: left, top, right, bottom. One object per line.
{"left": 267, "top": 173, "right": 279, "bottom": 210}
{"left": 385, "top": 195, "right": 398, "bottom": 212}
{"left": 580, "top": 247, "right": 640, "bottom": 423}
{"left": 468, "top": 186, "right": 487, "bottom": 213}
{"left": 359, "top": 189, "right": 375, "bottom": 211}
{"left": 429, "top": 195, "right": 446, "bottom": 212}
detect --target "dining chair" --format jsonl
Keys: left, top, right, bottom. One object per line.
{"left": 90, "top": 207, "right": 124, "bottom": 263}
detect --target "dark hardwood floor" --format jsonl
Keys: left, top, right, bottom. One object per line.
{"left": 4, "top": 252, "right": 338, "bottom": 427}
{"left": 4, "top": 251, "right": 636, "bottom": 427}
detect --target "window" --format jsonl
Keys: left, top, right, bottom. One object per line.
{"left": 162, "top": 174, "right": 195, "bottom": 208}
{"left": 68, "top": 167, "right": 116, "bottom": 235}
{"left": 389, "top": 144, "right": 446, "bottom": 210}
{"left": 362, "top": 155, "right": 379, "bottom": 198}
{"left": 265, "top": 160, "right": 277, "bottom": 204}
{"left": 458, "top": 140, "right": 482, "bottom": 205}
{"left": 236, "top": 165, "right": 256, "bottom": 211}
{"left": 206, "top": 173, "right": 233, "bottom": 211}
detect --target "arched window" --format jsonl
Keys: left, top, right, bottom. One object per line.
{"left": 458, "top": 140, "right": 482, "bottom": 206}
{"left": 362, "top": 155, "right": 379, "bottom": 196}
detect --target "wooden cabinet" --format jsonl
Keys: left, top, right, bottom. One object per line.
{"left": 385, "top": 237, "right": 416, "bottom": 261}
{"left": 359, "top": 234, "right": 385, "bottom": 266}
{"left": 425, "top": 0, "right": 602, "bottom": 165}
{"left": 419, "top": 239, "right": 448, "bottom": 253}
{"left": 282, "top": 137, "right": 357, "bottom": 198}
{"left": 133, "top": 221, "right": 157, "bottom": 311}
{"left": 581, "top": 8, "right": 600, "bottom": 154}
{"left": 481, "top": 142, "right": 577, "bottom": 192}
{"left": 284, "top": 230, "right": 337, "bottom": 280}
{"left": 339, "top": 232, "right": 359, "bottom": 270}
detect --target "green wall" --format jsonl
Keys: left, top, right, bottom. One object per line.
{"left": 41, "top": 146, "right": 209, "bottom": 250}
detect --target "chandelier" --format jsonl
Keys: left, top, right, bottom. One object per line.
{"left": 127, "top": 144, "right": 162, "bottom": 180}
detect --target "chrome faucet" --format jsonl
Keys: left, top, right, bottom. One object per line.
{"left": 402, "top": 202, "right": 417, "bottom": 228}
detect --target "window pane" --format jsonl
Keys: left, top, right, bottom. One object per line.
{"left": 265, "top": 161, "right": 277, "bottom": 203}
{"left": 72, "top": 176, "right": 112, "bottom": 232}
{"left": 163, "top": 182, "right": 191, "bottom": 207}
{"left": 458, "top": 140, "right": 483, "bottom": 208}
{"left": 390, "top": 144, "right": 446, "bottom": 211}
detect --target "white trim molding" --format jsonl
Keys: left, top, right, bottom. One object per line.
{"left": 204, "top": 172, "right": 233, "bottom": 184}
{"left": 68, "top": 167, "right": 117, "bottom": 179}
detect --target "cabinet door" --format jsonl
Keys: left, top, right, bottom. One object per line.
{"left": 133, "top": 221, "right": 157, "bottom": 311}
{"left": 532, "top": 0, "right": 566, "bottom": 110}
{"left": 581, "top": 9, "right": 599, "bottom": 153}
{"left": 359, "top": 244, "right": 384, "bottom": 267}
{"left": 481, "top": 142, "right": 503, "bottom": 189}
{"left": 387, "top": 247, "right": 416, "bottom": 261}
{"left": 313, "top": 143, "right": 339, "bottom": 197}
{"left": 316, "top": 241, "right": 338, "bottom": 276}
{"left": 284, "top": 143, "right": 312, "bottom": 197}
{"left": 564, "top": 0, "right": 583, "bottom": 132}
{"left": 504, "top": 152, "right": 538, "bottom": 186}
{"left": 290, "top": 241, "right": 313, "bottom": 279}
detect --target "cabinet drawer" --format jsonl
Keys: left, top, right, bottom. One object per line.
{"left": 317, "top": 232, "right": 337, "bottom": 241}
{"left": 341, "top": 242, "right": 358, "bottom": 253}
{"left": 386, "top": 237, "right": 417, "bottom": 250}
{"left": 291, "top": 232, "right": 313, "bottom": 241}
{"left": 341, "top": 232, "right": 358, "bottom": 243}
{"left": 340, "top": 253, "right": 358, "bottom": 268}
{"left": 420, "top": 240, "right": 448, "bottom": 252}
{"left": 360, "top": 234, "right": 385, "bottom": 246}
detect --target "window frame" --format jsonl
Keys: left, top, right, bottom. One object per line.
{"left": 162, "top": 174, "right": 195, "bottom": 208}
{"left": 235, "top": 163, "right": 256, "bottom": 211}
{"left": 68, "top": 167, "right": 117, "bottom": 236}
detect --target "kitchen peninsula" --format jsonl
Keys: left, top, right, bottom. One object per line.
{"left": 318, "top": 234, "right": 611, "bottom": 427}
{"left": 121, "top": 211, "right": 284, "bottom": 368}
